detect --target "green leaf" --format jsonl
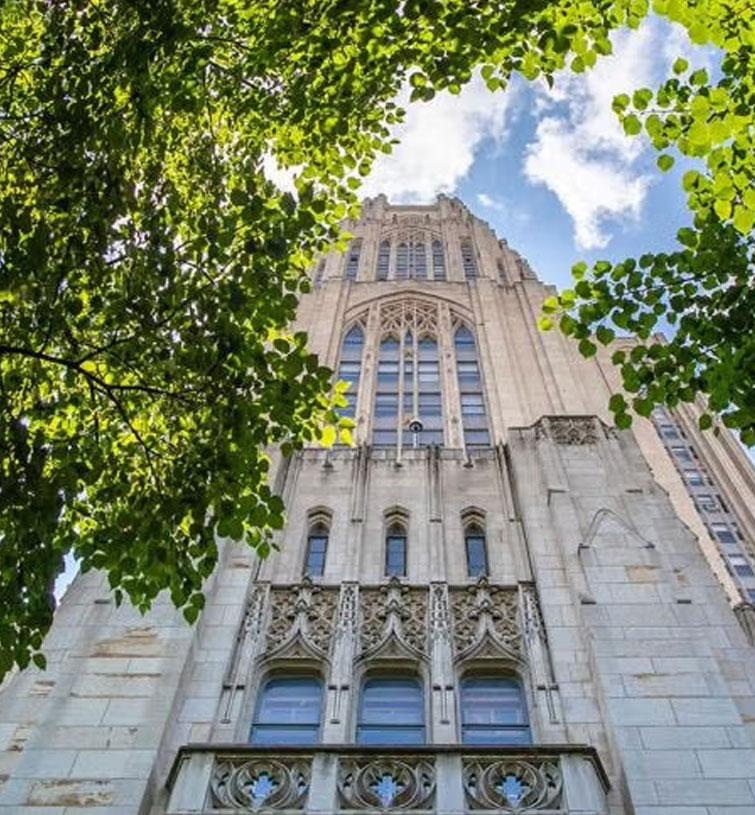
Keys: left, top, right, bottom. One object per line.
{"left": 657, "top": 154, "right": 674, "bottom": 172}
{"left": 672, "top": 57, "right": 688, "bottom": 75}
{"left": 623, "top": 114, "right": 642, "bottom": 136}
{"left": 578, "top": 338, "right": 597, "bottom": 358}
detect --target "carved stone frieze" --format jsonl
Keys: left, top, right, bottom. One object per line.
{"left": 521, "top": 584, "right": 547, "bottom": 645}
{"left": 450, "top": 579, "right": 520, "bottom": 661}
{"left": 266, "top": 579, "right": 338, "bottom": 659}
{"left": 210, "top": 757, "right": 310, "bottom": 811}
{"left": 379, "top": 300, "right": 439, "bottom": 339}
{"left": 463, "top": 757, "right": 562, "bottom": 811}
{"left": 534, "top": 416, "right": 600, "bottom": 445}
{"left": 429, "top": 582, "right": 451, "bottom": 642}
{"left": 338, "top": 757, "right": 435, "bottom": 810}
{"left": 360, "top": 579, "right": 428, "bottom": 658}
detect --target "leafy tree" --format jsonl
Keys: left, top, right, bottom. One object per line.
{"left": 0, "top": 0, "right": 750, "bottom": 677}
{"left": 540, "top": 0, "right": 755, "bottom": 444}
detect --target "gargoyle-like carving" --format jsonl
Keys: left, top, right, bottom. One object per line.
{"left": 360, "top": 578, "right": 428, "bottom": 659}
{"left": 451, "top": 578, "right": 520, "bottom": 662}
{"left": 211, "top": 757, "right": 309, "bottom": 811}
{"left": 463, "top": 757, "right": 562, "bottom": 812}
{"left": 265, "top": 579, "right": 338, "bottom": 660}
{"left": 339, "top": 757, "right": 435, "bottom": 810}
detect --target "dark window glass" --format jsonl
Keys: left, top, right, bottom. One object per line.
{"left": 375, "top": 394, "right": 399, "bottom": 418}
{"left": 432, "top": 240, "right": 446, "bottom": 280}
{"left": 413, "top": 242, "right": 427, "bottom": 279}
{"left": 464, "top": 429, "right": 490, "bottom": 447}
{"left": 729, "top": 555, "right": 754, "bottom": 577}
{"left": 343, "top": 326, "right": 364, "bottom": 351}
{"left": 466, "top": 528, "right": 488, "bottom": 577}
{"left": 305, "top": 525, "right": 328, "bottom": 576}
{"left": 396, "top": 243, "right": 409, "bottom": 279}
{"left": 454, "top": 327, "right": 476, "bottom": 352}
{"left": 250, "top": 677, "right": 322, "bottom": 745}
{"left": 461, "top": 677, "right": 530, "bottom": 745}
{"left": 461, "top": 393, "right": 485, "bottom": 415}
{"left": 659, "top": 423, "right": 679, "bottom": 439}
{"left": 358, "top": 678, "right": 424, "bottom": 745}
{"left": 461, "top": 239, "right": 477, "bottom": 279}
{"left": 713, "top": 523, "right": 738, "bottom": 545}
{"left": 373, "top": 430, "right": 398, "bottom": 446}
{"left": 345, "top": 239, "right": 362, "bottom": 280}
{"left": 376, "top": 240, "right": 390, "bottom": 280}
{"left": 695, "top": 494, "right": 718, "bottom": 512}
{"left": 684, "top": 469, "right": 705, "bottom": 486}
{"left": 670, "top": 445, "right": 693, "bottom": 463}
{"left": 385, "top": 525, "right": 407, "bottom": 576}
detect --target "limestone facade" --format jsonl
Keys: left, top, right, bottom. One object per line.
{"left": 2, "top": 196, "right": 755, "bottom": 815}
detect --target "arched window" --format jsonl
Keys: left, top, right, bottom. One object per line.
{"left": 357, "top": 677, "right": 424, "bottom": 744}
{"left": 305, "top": 520, "right": 329, "bottom": 577}
{"left": 250, "top": 676, "right": 323, "bottom": 745}
{"left": 396, "top": 243, "right": 409, "bottom": 279}
{"left": 385, "top": 520, "right": 407, "bottom": 577}
{"left": 376, "top": 240, "right": 391, "bottom": 280}
{"left": 345, "top": 239, "right": 362, "bottom": 281}
{"left": 455, "top": 327, "right": 489, "bottom": 448}
{"left": 338, "top": 325, "right": 364, "bottom": 419}
{"left": 432, "top": 239, "right": 446, "bottom": 280}
{"left": 460, "top": 677, "right": 531, "bottom": 745}
{"left": 465, "top": 523, "right": 488, "bottom": 577}
{"left": 412, "top": 241, "right": 427, "bottom": 279}
{"left": 460, "top": 238, "right": 477, "bottom": 279}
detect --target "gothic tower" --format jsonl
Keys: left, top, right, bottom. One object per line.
{"left": 2, "top": 195, "right": 755, "bottom": 815}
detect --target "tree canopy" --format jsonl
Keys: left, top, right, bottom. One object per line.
{"left": 1, "top": 0, "right": 752, "bottom": 677}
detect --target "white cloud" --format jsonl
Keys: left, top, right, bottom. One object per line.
{"left": 477, "top": 192, "right": 506, "bottom": 211}
{"left": 361, "top": 74, "right": 517, "bottom": 202}
{"left": 523, "top": 17, "right": 711, "bottom": 250}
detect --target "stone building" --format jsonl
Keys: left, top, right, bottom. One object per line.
{"left": 2, "top": 195, "right": 755, "bottom": 815}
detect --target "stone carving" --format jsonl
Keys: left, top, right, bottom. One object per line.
{"left": 521, "top": 584, "right": 546, "bottom": 645}
{"left": 429, "top": 582, "right": 451, "bottom": 642}
{"left": 534, "top": 416, "right": 600, "bottom": 445}
{"left": 379, "top": 299, "right": 439, "bottom": 339}
{"left": 210, "top": 757, "right": 310, "bottom": 811}
{"left": 463, "top": 758, "right": 562, "bottom": 811}
{"left": 265, "top": 579, "right": 338, "bottom": 659}
{"left": 336, "top": 582, "right": 359, "bottom": 638}
{"left": 451, "top": 578, "right": 520, "bottom": 661}
{"left": 339, "top": 757, "right": 435, "bottom": 810}
{"left": 360, "top": 579, "right": 428, "bottom": 658}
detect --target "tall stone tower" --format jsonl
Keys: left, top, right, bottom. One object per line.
{"left": 2, "top": 195, "right": 755, "bottom": 815}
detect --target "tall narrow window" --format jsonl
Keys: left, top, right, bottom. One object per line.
{"left": 345, "top": 239, "right": 362, "bottom": 281}
{"left": 396, "top": 243, "right": 409, "bottom": 279}
{"left": 432, "top": 240, "right": 446, "bottom": 280}
{"left": 461, "top": 677, "right": 531, "bottom": 745}
{"left": 304, "top": 520, "right": 328, "bottom": 576}
{"left": 357, "top": 677, "right": 424, "bottom": 744}
{"left": 455, "top": 327, "right": 489, "bottom": 447}
{"left": 376, "top": 240, "right": 390, "bottom": 280}
{"left": 385, "top": 521, "right": 407, "bottom": 577}
{"left": 373, "top": 338, "right": 399, "bottom": 446}
{"left": 412, "top": 241, "right": 427, "bottom": 279}
{"left": 338, "top": 326, "right": 364, "bottom": 419}
{"left": 461, "top": 239, "right": 477, "bottom": 279}
{"left": 250, "top": 677, "right": 323, "bottom": 745}
{"left": 465, "top": 524, "right": 488, "bottom": 577}
{"left": 314, "top": 259, "right": 325, "bottom": 289}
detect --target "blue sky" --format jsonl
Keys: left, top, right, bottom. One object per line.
{"left": 361, "top": 15, "right": 713, "bottom": 291}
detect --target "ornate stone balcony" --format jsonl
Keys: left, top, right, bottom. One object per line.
{"left": 166, "top": 744, "right": 609, "bottom": 814}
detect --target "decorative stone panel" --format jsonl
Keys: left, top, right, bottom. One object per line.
{"left": 210, "top": 756, "right": 310, "bottom": 811}
{"left": 463, "top": 757, "right": 562, "bottom": 811}
{"left": 533, "top": 416, "right": 616, "bottom": 445}
{"left": 339, "top": 756, "right": 436, "bottom": 810}
{"left": 450, "top": 579, "right": 520, "bottom": 660}
{"left": 360, "top": 580, "right": 428, "bottom": 658}
{"left": 266, "top": 580, "right": 338, "bottom": 657}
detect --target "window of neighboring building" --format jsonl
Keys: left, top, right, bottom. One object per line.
{"left": 304, "top": 521, "right": 328, "bottom": 577}
{"left": 728, "top": 554, "right": 754, "bottom": 578}
{"left": 432, "top": 239, "right": 446, "bottom": 280}
{"left": 376, "top": 240, "right": 390, "bottom": 280}
{"left": 461, "top": 238, "right": 477, "bottom": 279}
{"left": 357, "top": 677, "right": 424, "bottom": 745}
{"left": 345, "top": 239, "right": 362, "bottom": 281}
{"left": 250, "top": 677, "right": 323, "bottom": 745}
{"left": 684, "top": 469, "right": 705, "bottom": 486}
{"left": 465, "top": 524, "right": 488, "bottom": 578}
{"left": 670, "top": 445, "right": 693, "bottom": 463}
{"left": 337, "top": 326, "right": 364, "bottom": 419}
{"left": 695, "top": 494, "right": 719, "bottom": 513}
{"left": 385, "top": 522, "right": 407, "bottom": 577}
{"left": 659, "top": 423, "right": 679, "bottom": 439}
{"left": 460, "top": 677, "right": 531, "bottom": 745}
{"left": 711, "top": 522, "right": 738, "bottom": 545}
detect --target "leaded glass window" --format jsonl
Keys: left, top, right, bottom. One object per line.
{"left": 396, "top": 243, "right": 409, "bottom": 279}
{"left": 304, "top": 522, "right": 328, "bottom": 577}
{"left": 250, "top": 677, "right": 322, "bottom": 745}
{"left": 338, "top": 326, "right": 364, "bottom": 419}
{"left": 376, "top": 240, "right": 390, "bottom": 280}
{"left": 465, "top": 524, "right": 488, "bottom": 577}
{"left": 455, "top": 327, "right": 489, "bottom": 448}
{"left": 345, "top": 239, "right": 362, "bottom": 281}
{"left": 385, "top": 522, "right": 407, "bottom": 577}
{"left": 461, "top": 238, "right": 477, "bottom": 279}
{"left": 461, "top": 677, "right": 530, "bottom": 745}
{"left": 357, "top": 677, "right": 424, "bottom": 745}
{"left": 432, "top": 240, "right": 446, "bottom": 280}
